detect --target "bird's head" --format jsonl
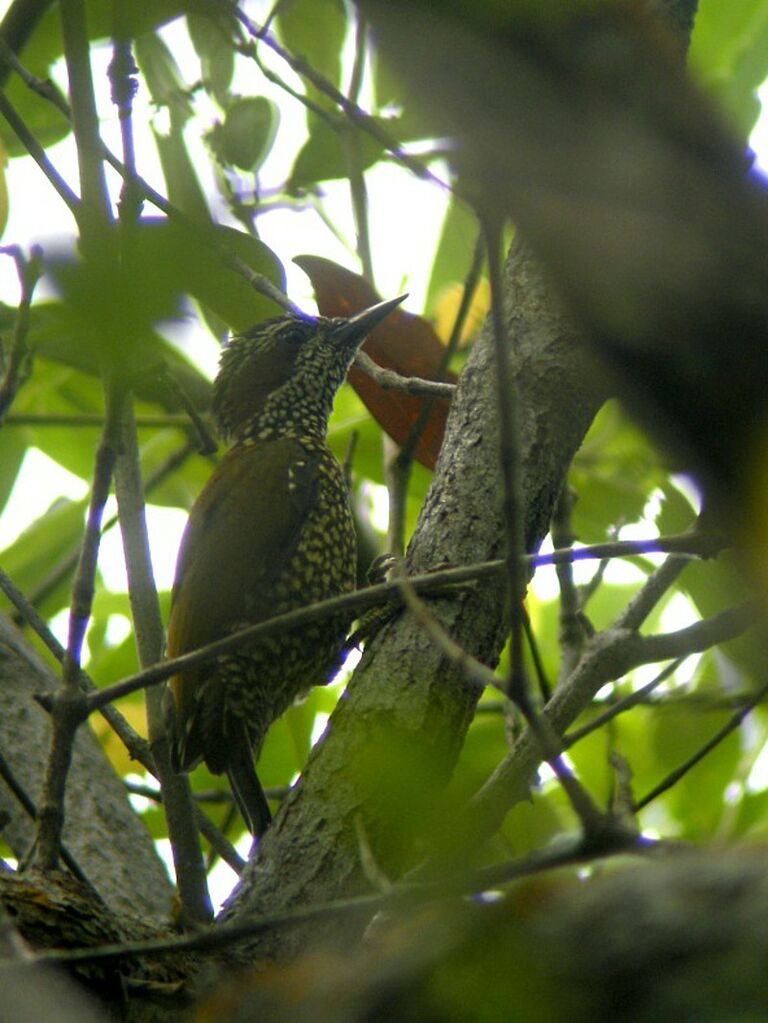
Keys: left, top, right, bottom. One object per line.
{"left": 212, "top": 295, "right": 405, "bottom": 442}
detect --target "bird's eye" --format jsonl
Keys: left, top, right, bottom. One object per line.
{"left": 279, "top": 321, "right": 312, "bottom": 346}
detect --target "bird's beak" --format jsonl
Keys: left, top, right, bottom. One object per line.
{"left": 334, "top": 294, "right": 408, "bottom": 349}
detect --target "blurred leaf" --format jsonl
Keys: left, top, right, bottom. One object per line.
{"left": 134, "top": 33, "right": 213, "bottom": 224}
{"left": 1, "top": 76, "right": 71, "bottom": 157}
{"left": 136, "top": 427, "right": 215, "bottom": 509}
{"left": 42, "top": 219, "right": 284, "bottom": 376}
{"left": 87, "top": 591, "right": 142, "bottom": 684}
{"left": 207, "top": 96, "right": 280, "bottom": 172}
{"left": 134, "top": 30, "right": 192, "bottom": 128}
{"left": 445, "top": 707, "right": 508, "bottom": 805}
{"left": 433, "top": 278, "right": 489, "bottom": 347}
{"left": 0, "top": 496, "right": 87, "bottom": 619}
{"left": 656, "top": 478, "right": 698, "bottom": 535}
{"left": 187, "top": 10, "right": 236, "bottom": 104}
{"left": 498, "top": 789, "right": 568, "bottom": 857}
{"left": 566, "top": 722, "right": 614, "bottom": 807}
{"left": 328, "top": 383, "right": 385, "bottom": 484}
{"left": 91, "top": 693, "right": 147, "bottom": 775}
{"left": 258, "top": 713, "right": 303, "bottom": 790}
{"left": 424, "top": 196, "right": 480, "bottom": 313}
{"left": 370, "top": 47, "right": 438, "bottom": 137}
{"left": 674, "top": 549, "right": 761, "bottom": 679}
{"left": 296, "top": 254, "right": 454, "bottom": 469}
{"left": 729, "top": 784, "right": 768, "bottom": 840}
{"left": 689, "top": 0, "right": 768, "bottom": 137}
{"left": 650, "top": 704, "right": 740, "bottom": 838}
{"left": 0, "top": 429, "right": 29, "bottom": 517}
{"left": 288, "top": 118, "right": 385, "bottom": 188}
{"left": 181, "top": 221, "right": 285, "bottom": 332}
{"left": 7, "top": 358, "right": 105, "bottom": 478}
{"left": 276, "top": 0, "right": 347, "bottom": 106}
{"left": 284, "top": 689, "right": 322, "bottom": 763}
{"left": 0, "top": 138, "right": 9, "bottom": 237}
{"left": 570, "top": 401, "right": 666, "bottom": 542}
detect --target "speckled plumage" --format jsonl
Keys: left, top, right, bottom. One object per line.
{"left": 165, "top": 298, "right": 403, "bottom": 834}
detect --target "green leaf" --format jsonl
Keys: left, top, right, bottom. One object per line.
{"left": 288, "top": 119, "right": 385, "bottom": 189}
{"left": 88, "top": 590, "right": 141, "bottom": 684}
{"left": 1, "top": 77, "right": 70, "bottom": 158}
{"left": 675, "top": 550, "right": 762, "bottom": 681}
{"left": 650, "top": 704, "right": 740, "bottom": 838}
{"left": 208, "top": 97, "right": 280, "bottom": 172}
{"left": 0, "top": 429, "right": 29, "bottom": 517}
{"left": 134, "top": 33, "right": 215, "bottom": 222}
{"left": 328, "top": 383, "right": 384, "bottom": 483}
{"left": 7, "top": 358, "right": 106, "bottom": 479}
{"left": 135, "top": 427, "right": 216, "bottom": 510}
{"left": 276, "top": 0, "right": 347, "bottom": 100}
{"left": 0, "top": 495, "right": 88, "bottom": 620}
{"left": 187, "top": 11, "right": 236, "bottom": 105}
{"left": 689, "top": 0, "right": 768, "bottom": 138}
{"left": 43, "top": 218, "right": 285, "bottom": 374}
{"left": 425, "top": 196, "right": 480, "bottom": 313}
{"left": 569, "top": 401, "right": 666, "bottom": 542}
{"left": 370, "top": 48, "right": 443, "bottom": 139}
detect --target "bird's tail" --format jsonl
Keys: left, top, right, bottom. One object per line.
{"left": 226, "top": 725, "right": 273, "bottom": 837}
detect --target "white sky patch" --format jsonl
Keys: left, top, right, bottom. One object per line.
{"left": 97, "top": 504, "right": 188, "bottom": 593}
{"left": 0, "top": 448, "right": 88, "bottom": 547}
{"left": 747, "top": 739, "right": 768, "bottom": 793}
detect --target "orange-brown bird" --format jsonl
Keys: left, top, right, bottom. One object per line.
{"left": 165, "top": 296, "right": 405, "bottom": 834}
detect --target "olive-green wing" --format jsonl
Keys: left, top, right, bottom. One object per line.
{"left": 166, "top": 437, "right": 320, "bottom": 763}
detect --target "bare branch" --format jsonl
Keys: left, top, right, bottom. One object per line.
{"left": 353, "top": 350, "right": 456, "bottom": 398}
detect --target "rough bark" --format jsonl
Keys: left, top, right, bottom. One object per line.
{"left": 0, "top": 615, "right": 173, "bottom": 921}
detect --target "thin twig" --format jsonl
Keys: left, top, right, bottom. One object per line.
{"left": 344, "top": 12, "right": 374, "bottom": 282}
{"left": 617, "top": 552, "right": 689, "bottom": 632}
{"left": 0, "top": 92, "right": 79, "bottom": 212}
{"left": 154, "top": 366, "right": 218, "bottom": 453}
{"left": 522, "top": 609, "right": 551, "bottom": 703}
{"left": 20, "top": 437, "right": 199, "bottom": 615}
{"left": 634, "top": 675, "right": 768, "bottom": 812}
{"left": 123, "top": 783, "right": 246, "bottom": 875}
{"left": 564, "top": 657, "right": 686, "bottom": 746}
{"left": 551, "top": 486, "right": 584, "bottom": 684}
{"left": 0, "top": 246, "right": 43, "bottom": 422}
{"left": 17, "top": 825, "right": 659, "bottom": 968}
{"left": 0, "top": 566, "right": 151, "bottom": 764}
{"left": 108, "top": 34, "right": 141, "bottom": 221}
{"left": 465, "top": 604, "right": 755, "bottom": 849}
{"left": 35, "top": 385, "right": 125, "bottom": 871}
{"left": 0, "top": 35, "right": 70, "bottom": 115}
{"left": 114, "top": 399, "right": 212, "bottom": 924}
{"left": 0, "top": 751, "right": 90, "bottom": 883}
{"left": 60, "top": 0, "right": 112, "bottom": 245}
{"left": 81, "top": 530, "right": 735, "bottom": 712}
{"left": 0, "top": 565, "right": 243, "bottom": 876}
{"left": 4, "top": 412, "right": 199, "bottom": 428}
{"left": 353, "top": 350, "right": 456, "bottom": 398}
{"left": 395, "top": 562, "right": 607, "bottom": 833}
{"left": 396, "top": 227, "right": 483, "bottom": 471}
{"left": 238, "top": 13, "right": 452, "bottom": 194}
